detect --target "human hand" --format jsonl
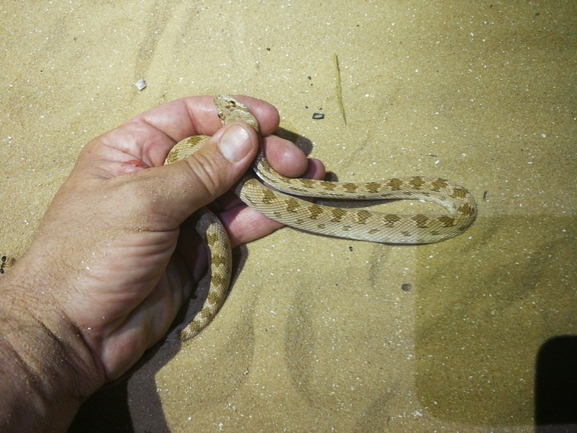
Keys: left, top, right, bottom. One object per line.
{"left": 0, "top": 95, "right": 324, "bottom": 431}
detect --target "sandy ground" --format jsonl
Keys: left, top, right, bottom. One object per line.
{"left": 1, "top": 1, "right": 576, "bottom": 432}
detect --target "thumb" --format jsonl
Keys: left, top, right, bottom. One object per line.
{"left": 149, "top": 122, "right": 258, "bottom": 226}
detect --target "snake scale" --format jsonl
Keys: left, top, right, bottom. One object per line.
{"left": 165, "top": 95, "right": 477, "bottom": 341}
{"left": 0, "top": 92, "right": 476, "bottom": 392}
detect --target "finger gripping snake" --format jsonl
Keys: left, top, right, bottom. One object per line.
{"left": 164, "top": 95, "right": 477, "bottom": 341}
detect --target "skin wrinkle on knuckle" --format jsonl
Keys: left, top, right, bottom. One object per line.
{"left": 183, "top": 148, "right": 228, "bottom": 199}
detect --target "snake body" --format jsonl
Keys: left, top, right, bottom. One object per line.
{"left": 165, "top": 95, "right": 477, "bottom": 341}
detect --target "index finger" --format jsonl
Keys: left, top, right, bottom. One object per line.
{"left": 90, "top": 95, "right": 281, "bottom": 171}
{"left": 131, "top": 95, "right": 281, "bottom": 142}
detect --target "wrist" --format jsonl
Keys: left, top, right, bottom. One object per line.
{"left": 0, "top": 264, "right": 105, "bottom": 432}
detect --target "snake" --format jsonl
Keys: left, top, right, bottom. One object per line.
{"left": 163, "top": 95, "right": 477, "bottom": 341}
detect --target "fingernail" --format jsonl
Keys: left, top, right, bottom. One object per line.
{"left": 218, "top": 124, "right": 251, "bottom": 162}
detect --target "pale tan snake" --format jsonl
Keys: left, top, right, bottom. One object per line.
{"left": 164, "top": 95, "right": 477, "bottom": 341}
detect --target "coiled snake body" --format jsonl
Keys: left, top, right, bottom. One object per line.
{"left": 164, "top": 95, "right": 477, "bottom": 341}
